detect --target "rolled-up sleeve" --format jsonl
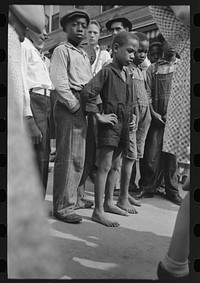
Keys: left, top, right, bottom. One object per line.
{"left": 50, "top": 46, "right": 80, "bottom": 113}
{"left": 81, "top": 68, "right": 106, "bottom": 113}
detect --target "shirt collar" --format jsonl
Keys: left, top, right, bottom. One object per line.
{"left": 94, "top": 45, "right": 100, "bottom": 52}
{"left": 63, "top": 41, "right": 87, "bottom": 57}
{"left": 157, "top": 57, "right": 179, "bottom": 66}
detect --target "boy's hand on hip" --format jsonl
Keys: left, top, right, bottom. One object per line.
{"left": 26, "top": 117, "right": 43, "bottom": 144}
{"left": 95, "top": 113, "right": 118, "bottom": 125}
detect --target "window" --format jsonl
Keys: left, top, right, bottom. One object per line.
{"left": 74, "top": 5, "right": 84, "bottom": 9}
{"left": 102, "top": 6, "right": 115, "bottom": 12}
{"left": 45, "top": 15, "right": 50, "bottom": 33}
{"left": 51, "top": 12, "right": 59, "bottom": 31}
{"left": 44, "top": 5, "right": 60, "bottom": 33}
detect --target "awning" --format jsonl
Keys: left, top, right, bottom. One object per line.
{"left": 145, "top": 29, "right": 159, "bottom": 39}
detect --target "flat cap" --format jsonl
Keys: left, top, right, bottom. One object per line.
{"left": 60, "top": 9, "right": 90, "bottom": 29}
{"left": 106, "top": 13, "right": 132, "bottom": 31}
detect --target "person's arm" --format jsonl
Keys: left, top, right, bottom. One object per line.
{"left": 21, "top": 42, "right": 33, "bottom": 118}
{"left": 10, "top": 5, "right": 45, "bottom": 34}
{"left": 81, "top": 68, "right": 118, "bottom": 125}
{"left": 21, "top": 42, "right": 42, "bottom": 144}
{"left": 170, "top": 6, "right": 190, "bottom": 27}
{"left": 50, "top": 46, "right": 80, "bottom": 113}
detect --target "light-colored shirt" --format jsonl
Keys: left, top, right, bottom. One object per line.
{"left": 50, "top": 41, "right": 92, "bottom": 113}
{"left": 21, "top": 37, "right": 54, "bottom": 116}
{"left": 91, "top": 45, "right": 111, "bottom": 76}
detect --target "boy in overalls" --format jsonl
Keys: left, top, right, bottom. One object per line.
{"left": 136, "top": 37, "right": 182, "bottom": 205}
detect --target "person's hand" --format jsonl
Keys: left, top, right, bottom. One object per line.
{"left": 26, "top": 117, "right": 43, "bottom": 144}
{"left": 129, "top": 114, "right": 138, "bottom": 131}
{"left": 95, "top": 113, "right": 118, "bottom": 125}
{"left": 152, "top": 113, "right": 165, "bottom": 127}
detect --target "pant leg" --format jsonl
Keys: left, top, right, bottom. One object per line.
{"left": 30, "top": 93, "right": 51, "bottom": 195}
{"left": 136, "top": 105, "right": 152, "bottom": 159}
{"left": 79, "top": 113, "right": 95, "bottom": 187}
{"left": 139, "top": 123, "right": 164, "bottom": 192}
{"left": 163, "top": 152, "right": 179, "bottom": 196}
{"left": 49, "top": 90, "right": 58, "bottom": 139}
{"left": 53, "top": 101, "right": 87, "bottom": 217}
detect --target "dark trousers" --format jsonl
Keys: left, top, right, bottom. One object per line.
{"left": 30, "top": 92, "right": 51, "bottom": 195}
{"left": 49, "top": 89, "right": 58, "bottom": 139}
{"left": 138, "top": 123, "right": 179, "bottom": 196}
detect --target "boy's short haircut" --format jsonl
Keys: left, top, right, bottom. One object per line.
{"left": 88, "top": 19, "right": 102, "bottom": 33}
{"left": 112, "top": 31, "right": 139, "bottom": 50}
{"left": 149, "top": 41, "right": 163, "bottom": 51}
{"left": 133, "top": 31, "right": 149, "bottom": 42}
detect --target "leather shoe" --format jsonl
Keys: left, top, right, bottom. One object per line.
{"left": 165, "top": 193, "right": 183, "bottom": 206}
{"left": 54, "top": 213, "right": 82, "bottom": 223}
{"left": 157, "top": 261, "right": 189, "bottom": 280}
{"left": 134, "top": 190, "right": 154, "bottom": 199}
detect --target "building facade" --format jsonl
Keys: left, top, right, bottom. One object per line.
{"left": 44, "top": 5, "right": 159, "bottom": 55}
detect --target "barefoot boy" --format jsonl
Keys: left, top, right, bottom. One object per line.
{"left": 81, "top": 31, "right": 139, "bottom": 227}
{"left": 117, "top": 32, "right": 151, "bottom": 208}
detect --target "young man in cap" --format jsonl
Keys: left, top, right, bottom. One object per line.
{"left": 106, "top": 13, "right": 132, "bottom": 35}
{"left": 50, "top": 9, "right": 93, "bottom": 223}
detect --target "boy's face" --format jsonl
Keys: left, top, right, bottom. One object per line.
{"left": 86, "top": 23, "right": 100, "bottom": 47}
{"left": 163, "top": 40, "right": 176, "bottom": 58}
{"left": 110, "top": 21, "right": 128, "bottom": 36}
{"left": 133, "top": 40, "right": 149, "bottom": 65}
{"left": 65, "top": 17, "right": 88, "bottom": 44}
{"left": 148, "top": 45, "right": 163, "bottom": 63}
{"left": 27, "top": 28, "right": 47, "bottom": 50}
{"left": 114, "top": 38, "right": 139, "bottom": 67}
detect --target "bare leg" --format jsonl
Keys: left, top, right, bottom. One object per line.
{"left": 92, "top": 147, "right": 120, "bottom": 227}
{"left": 104, "top": 150, "right": 129, "bottom": 216}
{"left": 117, "top": 157, "right": 138, "bottom": 214}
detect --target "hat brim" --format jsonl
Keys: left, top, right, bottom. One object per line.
{"left": 60, "top": 11, "right": 90, "bottom": 28}
{"left": 106, "top": 17, "right": 132, "bottom": 31}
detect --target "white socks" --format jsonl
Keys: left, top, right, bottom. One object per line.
{"left": 161, "top": 253, "right": 189, "bottom": 277}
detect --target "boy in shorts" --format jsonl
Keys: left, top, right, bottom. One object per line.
{"left": 118, "top": 32, "right": 151, "bottom": 205}
{"left": 81, "top": 31, "right": 139, "bottom": 227}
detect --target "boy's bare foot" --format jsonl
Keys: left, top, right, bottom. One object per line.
{"left": 128, "top": 194, "right": 142, "bottom": 207}
{"left": 116, "top": 198, "right": 138, "bottom": 214}
{"left": 104, "top": 202, "right": 129, "bottom": 216}
{"left": 92, "top": 210, "right": 120, "bottom": 227}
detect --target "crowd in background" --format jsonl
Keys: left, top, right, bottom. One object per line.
{"left": 8, "top": 5, "right": 190, "bottom": 280}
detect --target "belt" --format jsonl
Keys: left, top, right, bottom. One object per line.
{"left": 30, "top": 88, "right": 51, "bottom": 97}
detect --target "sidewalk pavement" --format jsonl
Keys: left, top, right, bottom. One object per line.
{"left": 45, "top": 162, "right": 187, "bottom": 280}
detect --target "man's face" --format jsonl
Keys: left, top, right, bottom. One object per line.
{"left": 65, "top": 17, "right": 88, "bottom": 44}
{"left": 110, "top": 21, "right": 128, "bottom": 36}
{"left": 27, "top": 28, "right": 47, "bottom": 50}
{"left": 86, "top": 23, "right": 100, "bottom": 47}
{"left": 133, "top": 40, "right": 149, "bottom": 65}
{"left": 148, "top": 45, "right": 163, "bottom": 63}
{"left": 114, "top": 38, "right": 139, "bottom": 67}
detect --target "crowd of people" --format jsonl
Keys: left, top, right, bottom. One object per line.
{"left": 8, "top": 5, "right": 190, "bottom": 280}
